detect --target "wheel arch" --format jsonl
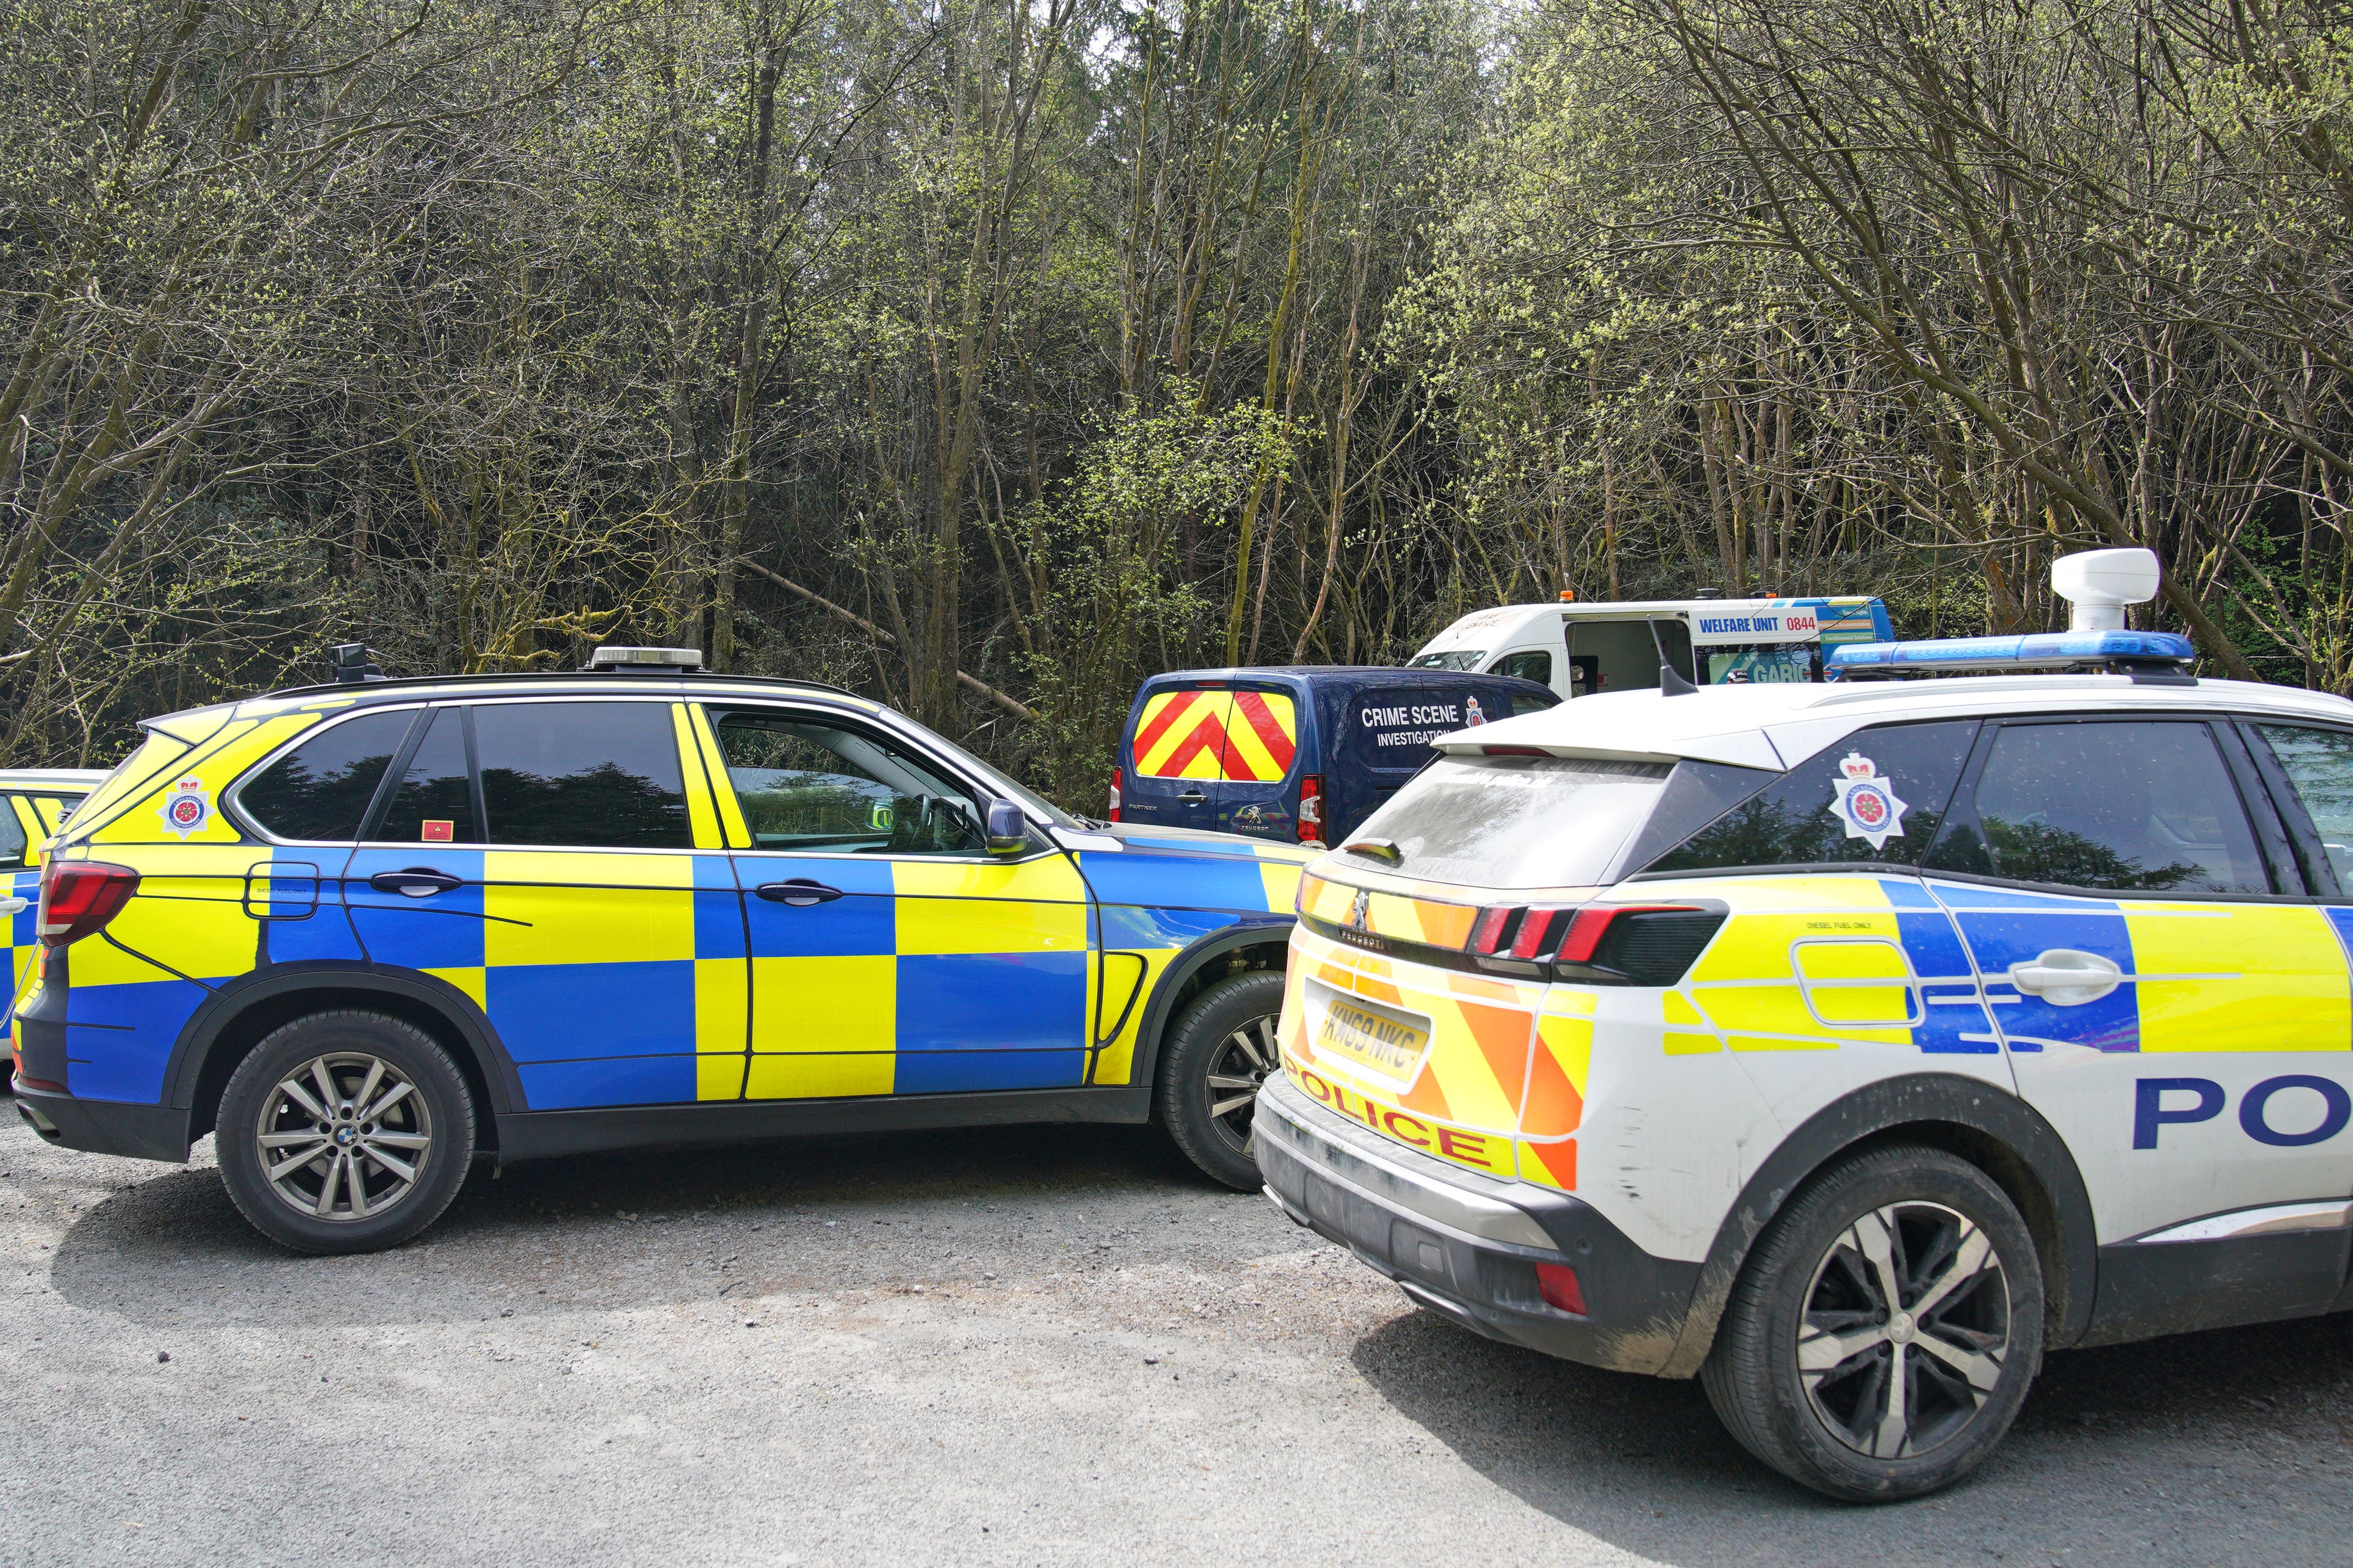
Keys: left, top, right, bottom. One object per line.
{"left": 1123, "top": 917, "right": 1293, "bottom": 1114}
{"left": 164, "top": 965, "right": 523, "bottom": 1152}
{"left": 1657, "top": 1073, "right": 2098, "bottom": 1378}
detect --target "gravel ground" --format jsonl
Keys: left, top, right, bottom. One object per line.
{"left": 4, "top": 1112, "right": 2350, "bottom": 1568}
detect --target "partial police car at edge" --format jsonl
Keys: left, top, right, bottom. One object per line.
{"left": 11, "top": 648, "right": 1312, "bottom": 1253}
{"left": 0, "top": 769, "right": 106, "bottom": 1045}
{"left": 1256, "top": 549, "right": 2353, "bottom": 1500}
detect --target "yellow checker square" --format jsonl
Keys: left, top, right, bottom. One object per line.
{"left": 699, "top": 1055, "right": 747, "bottom": 1100}
{"left": 746, "top": 1053, "right": 894, "bottom": 1099}
{"left": 892, "top": 860, "right": 1088, "bottom": 956}
{"left": 752, "top": 955, "right": 894, "bottom": 1053}
{"left": 483, "top": 880, "right": 696, "bottom": 968}
{"left": 2126, "top": 904, "right": 2353, "bottom": 1054}
{"left": 1793, "top": 939, "right": 1916, "bottom": 1025}
{"left": 1259, "top": 861, "right": 1302, "bottom": 914}
{"left": 695, "top": 957, "right": 748, "bottom": 1054}
{"left": 95, "top": 895, "right": 256, "bottom": 983}
{"left": 1698, "top": 983, "right": 1908, "bottom": 1047}
{"left": 1090, "top": 947, "right": 1181, "bottom": 1087}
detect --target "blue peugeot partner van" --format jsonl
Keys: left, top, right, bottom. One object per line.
{"left": 1109, "top": 667, "right": 1557, "bottom": 847}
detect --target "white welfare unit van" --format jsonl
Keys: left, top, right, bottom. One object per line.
{"left": 1409, "top": 596, "right": 1894, "bottom": 700}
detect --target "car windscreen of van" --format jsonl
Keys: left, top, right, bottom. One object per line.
{"left": 1345, "top": 755, "right": 1671, "bottom": 889}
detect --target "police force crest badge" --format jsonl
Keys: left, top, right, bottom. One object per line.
{"left": 158, "top": 776, "right": 213, "bottom": 839}
{"left": 1828, "top": 751, "right": 1908, "bottom": 850}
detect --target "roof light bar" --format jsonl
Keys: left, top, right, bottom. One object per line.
{"left": 1825, "top": 630, "right": 2195, "bottom": 680}
{"left": 585, "top": 646, "right": 703, "bottom": 673}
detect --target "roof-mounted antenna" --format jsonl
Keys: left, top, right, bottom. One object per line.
{"left": 1647, "top": 618, "right": 1698, "bottom": 696}
{"left": 2051, "top": 547, "right": 2161, "bottom": 632}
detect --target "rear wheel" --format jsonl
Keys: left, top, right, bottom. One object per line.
{"left": 215, "top": 1010, "right": 475, "bottom": 1255}
{"left": 1156, "top": 971, "right": 1285, "bottom": 1190}
{"left": 1700, "top": 1145, "right": 2043, "bottom": 1501}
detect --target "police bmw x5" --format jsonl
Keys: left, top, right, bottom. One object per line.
{"left": 12, "top": 647, "right": 1311, "bottom": 1253}
{"left": 1256, "top": 549, "right": 2353, "bottom": 1500}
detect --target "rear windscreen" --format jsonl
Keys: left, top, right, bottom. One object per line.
{"left": 1341, "top": 754, "right": 1672, "bottom": 888}
{"left": 1130, "top": 689, "right": 1296, "bottom": 782}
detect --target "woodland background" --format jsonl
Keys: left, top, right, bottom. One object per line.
{"left": 5, "top": 0, "right": 2351, "bottom": 807}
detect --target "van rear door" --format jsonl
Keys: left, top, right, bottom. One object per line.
{"left": 1203, "top": 687, "right": 1301, "bottom": 840}
{"left": 1123, "top": 685, "right": 1240, "bottom": 831}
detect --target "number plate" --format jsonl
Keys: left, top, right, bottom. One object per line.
{"left": 1308, "top": 985, "right": 1432, "bottom": 1094}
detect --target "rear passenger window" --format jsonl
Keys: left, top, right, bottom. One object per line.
{"left": 370, "top": 708, "right": 478, "bottom": 845}
{"left": 474, "top": 703, "right": 690, "bottom": 849}
{"left": 1646, "top": 721, "right": 1977, "bottom": 875}
{"left": 2254, "top": 725, "right": 2353, "bottom": 892}
{"left": 240, "top": 709, "right": 415, "bottom": 841}
{"left": 1927, "top": 721, "right": 2268, "bottom": 895}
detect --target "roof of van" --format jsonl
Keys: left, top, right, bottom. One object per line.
{"left": 1432, "top": 675, "right": 2353, "bottom": 771}
{"left": 1416, "top": 597, "right": 1881, "bottom": 654}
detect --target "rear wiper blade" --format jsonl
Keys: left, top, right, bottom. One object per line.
{"left": 1343, "top": 838, "right": 1401, "bottom": 866}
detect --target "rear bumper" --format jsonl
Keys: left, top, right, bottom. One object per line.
{"left": 1252, "top": 1073, "right": 1700, "bottom": 1375}
{"left": 12, "top": 1078, "right": 189, "bottom": 1163}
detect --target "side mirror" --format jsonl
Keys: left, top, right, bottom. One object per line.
{"left": 984, "top": 797, "right": 1029, "bottom": 855}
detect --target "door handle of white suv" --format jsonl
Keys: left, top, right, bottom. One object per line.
{"left": 0, "top": 897, "right": 24, "bottom": 917}
{"left": 2007, "top": 949, "right": 2123, "bottom": 1007}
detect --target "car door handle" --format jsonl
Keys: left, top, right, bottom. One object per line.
{"left": 757, "top": 879, "right": 844, "bottom": 908}
{"left": 369, "top": 868, "right": 465, "bottom": 899}
{"left": 1177, "top": 789, "right": 1206, "bottom": 805}
{"left": 0, "top": 897, "right": 24, "bottom": 916}
{"left": 2008, "top": 949, "right": 2123, "bottom": 1006}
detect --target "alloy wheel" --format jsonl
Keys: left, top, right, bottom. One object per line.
{"left": 1796, "top": 1200, "right": 2011, "bottom": 1460}
{"left": 1204, "top": 1013, "right": 1280, "bottom": 1153}
{"left": 255, "top": 1053, "right": 435, "bottom": 1222}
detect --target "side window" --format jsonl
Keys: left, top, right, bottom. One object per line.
{"left": 2254, "top": 725, "right": 2353, "bottom": 892}
{"left": 369, "top": 708, "right": 478, "bottom": 845}
{"left": 1493, "top": 650, "right": 1552, "bottom": 687}
{"left": 239, "top": 709, "right": 416, "bottom": 842}
{"left": 1927, "top": 721, "right": 2268, "bottom": 895}
{"left": 473, "top": 702, "right": 690, "bottom": 849}
{"left": 0, "top": 798, "right": 26, "bottom": 871}
{"left": 710, "top": 709, "right": 986, "bottom": 856}
{"left": 1646, "top": 720, "right": 1978, "bottom": 875}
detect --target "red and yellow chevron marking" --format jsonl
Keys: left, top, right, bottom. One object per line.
{"left": 1131, "top": 689, "right": 1297, "bottom": 781}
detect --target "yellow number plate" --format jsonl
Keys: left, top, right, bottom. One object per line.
{"left": 1313, "top": 998, "right": 1430, "bottom": 1089}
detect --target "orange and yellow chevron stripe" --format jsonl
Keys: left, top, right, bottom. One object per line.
{"left": 1131, "top": 689, "right": 1297, "bottom": 781}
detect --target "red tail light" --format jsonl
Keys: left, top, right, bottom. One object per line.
{"left": 38, "top": 860, "right": 139, "bottom": 947}
{"left": 1296, "top": 774, "right": 1324, "bottom": 845}
{"left": 1535, "top": 1261, "right": 1586, "bottom": 1315}
{"left": 1463, "top": 900, "right": 1726, "bottom": 984}
{"left": 1107, "top": 768, "right": 1123, "bottom": 823}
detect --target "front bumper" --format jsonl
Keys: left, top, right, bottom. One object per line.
{"left": 12, "top": 1077, "right": 190, "bottom": 1163}
{"left": 1253, "top": 1073, "right": 1700, "bottom": 1374}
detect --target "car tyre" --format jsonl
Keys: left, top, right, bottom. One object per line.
{"left": 1700, "top": 1144, "right": 2043, "bottom": 1502}
{"left": 215, "top": 1010, "right": 476, "bottom": 1256}
{"left": 1156, "top": 971, "right": 1286, "bottom": 1191}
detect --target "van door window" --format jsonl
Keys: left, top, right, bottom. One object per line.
{"left": 1492, "top": 650, "right": 1552, "bottom": 686}
{"left": 1926, "top": 721, "right": 2269, "bottom": 895}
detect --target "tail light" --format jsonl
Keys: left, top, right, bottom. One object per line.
{"left": 1465, "top": 900, "right": 1725, "bottom": 984}
{"left": 1535, "top": 1261, "right": 1586, "bottom": 1316}
{"left": 1297, "top": 775, "right": 1324, "bottom": 845}
{"left": 1107, "top": 768, "right": 1123, "bottom": 823}
{"left": 38, "top": 860, "right": 139, "bottom": 947}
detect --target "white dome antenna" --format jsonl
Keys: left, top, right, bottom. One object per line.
{"left": 2051, "top": 548, "right": 2161, "bottom": 632}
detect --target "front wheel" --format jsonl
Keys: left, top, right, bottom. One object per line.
{"left": 1155, "top": 970, "right": 1286, "bottom": 1190}
{"left": 215, "top": 1010, "right": 476, "bottom": 1255}
{"left": 1699, "top": 1145, "right": 2044, "bottom": 1502}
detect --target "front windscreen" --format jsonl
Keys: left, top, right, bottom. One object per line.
{"left": 1340, "top": 754, "right": 1671, "bottom": 889}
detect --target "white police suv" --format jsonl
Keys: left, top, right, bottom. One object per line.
{"left": 1256, "top": 549, "right": 2353, "bottom": 1499}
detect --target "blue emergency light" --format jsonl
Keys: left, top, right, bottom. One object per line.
{"left": 1825, "top": 629, "right": 2195, "bottom": 680}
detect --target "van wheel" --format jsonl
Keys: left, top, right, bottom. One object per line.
{"left": 1157, "top": 972, "right": 1286, "bottom": 1191}
{"left": 1699, "top": 1145, "right": 2043, "bottom": 1502}
{"left": 215, "top": 1011, "right": 476, "bottom": 1256}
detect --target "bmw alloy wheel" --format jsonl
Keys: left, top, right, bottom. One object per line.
{"left": 1796, "top": 1201, "right": 2011, "bottom": 1460}
{"left": 255, "top": 1053, "right": 435, "bottom": 1221}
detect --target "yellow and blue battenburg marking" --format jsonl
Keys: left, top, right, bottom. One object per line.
{"left": 24, "top": 686, "right": 1313, "bottom": 1115}
{"left": 1930, "top": 881, "right": 2353, "bottom": 1054}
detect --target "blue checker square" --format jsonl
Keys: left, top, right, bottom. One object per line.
{"left": 519, "top": 1055, "right": 697, "bottom": 1110}
{"left": 487, "top": 959, "right": 695, "bottom": 1064}
{"left": 1080, "top": 852, "right": 1269, "bottom": 914}
{"left": 693, "top": 889, "right": 747, "bottom": 959}
{"left": 63, "top": 976, "right": 201, "bottom": 1103}
{"left": 259, "top": 907, "right": 364, "bottom": 965}
{"left": 895, "top": 952, "right": 1087, "bottom": 1054}
{"left": 743, "top": 890, "right": 896, "bottom": 958}
{"left": 348, "top": 905, "right": 486, "bottom": 970}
